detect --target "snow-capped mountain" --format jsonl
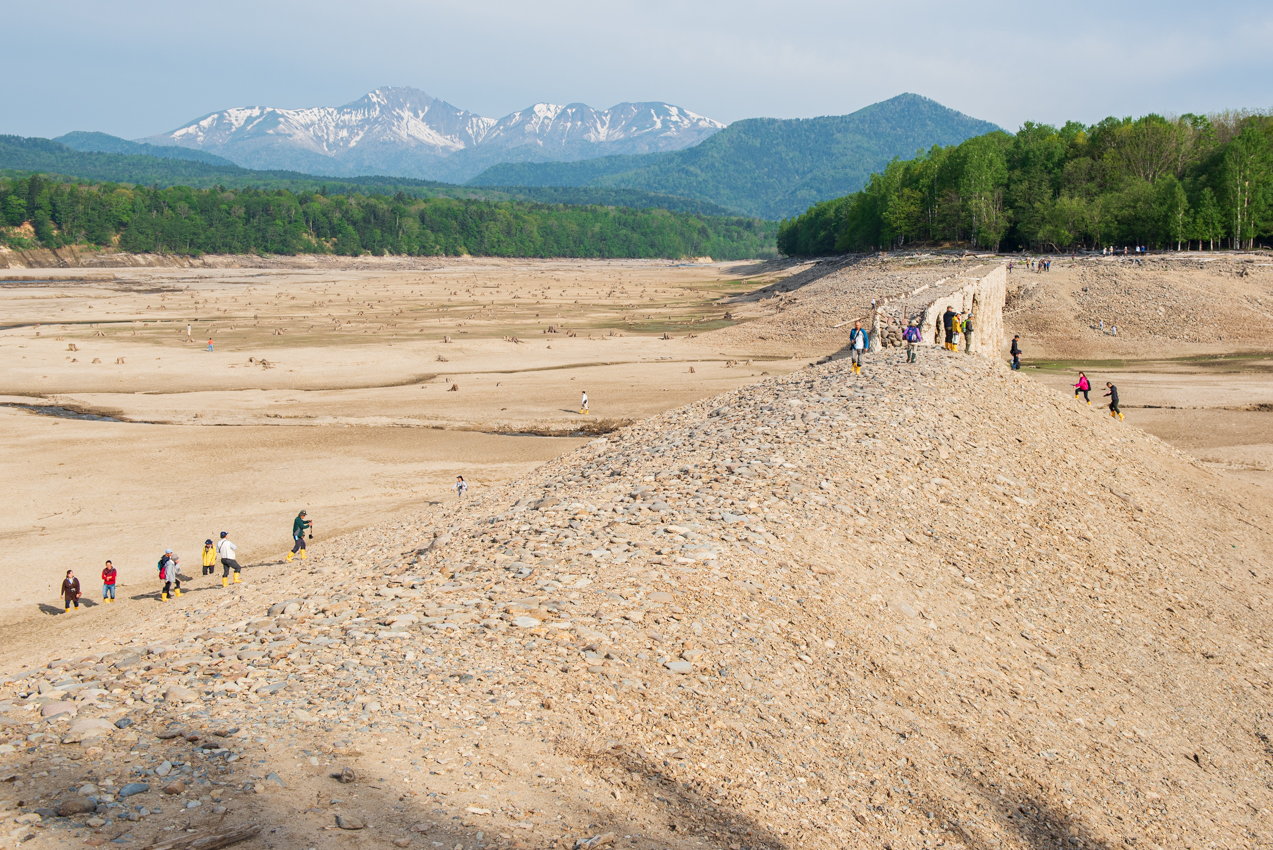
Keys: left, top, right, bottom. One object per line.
{"left": 140, "top": 87, "right": 723, "bottom": 183}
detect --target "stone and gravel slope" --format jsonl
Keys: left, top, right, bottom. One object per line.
{"left": 2, "top": 348, "right": 1273, "bottom": 850}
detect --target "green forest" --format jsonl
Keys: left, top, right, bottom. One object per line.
{"left": 0, "top": 135, "right": 739, "bottom": 216}
{"left": 777, "top": 111, "right": 1273, "bottom": 255}
{"left": 0, "top": 175, "right": 776, "bottom": 259}
{"left": 471, "top": 94, "right": 1001, "bottom": 220}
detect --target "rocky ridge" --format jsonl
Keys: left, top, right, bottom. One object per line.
{"left": 2, "top": 350, "right": 1272, "bottom": 849}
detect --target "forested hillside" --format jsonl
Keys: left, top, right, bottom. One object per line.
{"left": 0, "top": 135, "right": 733, "bottom": 216}
{"left": 55, "top": 131, "right": 241, "bottom": 166}
{"left": 469, "top": 94, "right": 1001, "bottom": 219}
{"left": 777, "top": 111, "right": 1273, "bottom": 255}
{"left": 0, "top": 175, "right": 775, "bottom": 259}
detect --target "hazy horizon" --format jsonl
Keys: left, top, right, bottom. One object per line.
{"left": 3, "top": 0, "right": 1271, "bottom": 140}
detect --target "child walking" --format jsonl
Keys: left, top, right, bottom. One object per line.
{"left": 202, "top": 539, "right": 217, "bottom": 576}
{"left": 101, "top": 560, "right": 117, "bottom": 603}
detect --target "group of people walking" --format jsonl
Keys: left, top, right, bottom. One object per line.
{"left": 154, "top": 529, "right": 246, "bottom": 603}
{"left": 57, "top": 511, "right": 312, "bottom": 612}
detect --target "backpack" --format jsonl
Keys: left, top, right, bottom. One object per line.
{"left": 903, "top": 326, "right": 920, "bottom": 343}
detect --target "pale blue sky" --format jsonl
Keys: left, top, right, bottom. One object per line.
{"left": 4, "top": 0, "right": 1271, "bottom": 139}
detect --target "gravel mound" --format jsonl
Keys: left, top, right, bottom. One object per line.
{"left": 2, "top": 350, "right": 1272, "bottom": 849}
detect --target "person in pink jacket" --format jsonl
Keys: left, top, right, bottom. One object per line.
{"left": 1074, "top": 372, "right": 1091, "bottom": 405}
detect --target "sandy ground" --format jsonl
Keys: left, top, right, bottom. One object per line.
{"left": 0, "top": 259, "right": 807, "bottom": 625}
{"left": 1007, "top": 252, "right": 1273, "bottom": 491}
{"left": 5, "top": 252, "right": 1273, "bottom": 625}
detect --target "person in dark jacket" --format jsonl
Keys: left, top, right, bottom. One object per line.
{"left": 1010, "top": 335, "right": 1022, "bottom": 370}
{"left": 1105, "top": 382, "right": 1123, "bottom": 420}
{"left": 61, "top": 570, "right": 82, "bottom": 612}
{"left": 288, "top": 510, "right": 312, "bottom": 562}
{"left": 942, "top": 308, "right": 956, "bottom": 351}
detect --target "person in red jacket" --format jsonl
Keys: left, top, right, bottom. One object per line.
{"left": 61, "top": 570, "right": 82, "bottom": 612}
{"left": 102, "top": 560, "right": 117, "bottom": 603}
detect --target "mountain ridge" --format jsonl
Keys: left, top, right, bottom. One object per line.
{"left": 137, "top": 86, "right": 723, "bottom": 183}
{"left": 470, "top": 93, "right": 1002, "bottom": 219}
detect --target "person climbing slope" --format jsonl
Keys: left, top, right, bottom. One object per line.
{"left": 1074, "top": 372, "right": 1091, "bottom": 404}
{"left": 288, "top": 510, "right": 312, "bottom": 562}
{"left": 1104, "top": 382, "right": 1124, "bottom": 420}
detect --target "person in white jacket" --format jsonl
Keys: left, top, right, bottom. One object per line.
{"left": 217, "top": 531, "right": 242, "bottom": 586}
{"left": 160, "top": 552, "right": 182, "bottom": 601}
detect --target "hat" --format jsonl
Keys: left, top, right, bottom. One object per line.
{"left": 205, "top": 539, "right": 213, "bottom": 545}
{"left": 220, "top": 531, "right": 228, "bottom": 538}
{"left": 299, "top": 510, "right": 306, "bottom": 516}
{"left": 165, "top": 549, "right": 173, "bottom": 554}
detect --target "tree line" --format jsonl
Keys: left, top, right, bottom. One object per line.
{"left": 0, "top": 175, "right": 777, "bottom": 260}
{"left": 776, "top": 111, "right": 1273, "bottom": 255}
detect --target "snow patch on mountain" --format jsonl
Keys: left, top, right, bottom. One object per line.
{"left": 141, "top": 87, "right": 722, "bottom": 182}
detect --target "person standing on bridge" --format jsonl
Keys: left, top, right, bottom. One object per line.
{"left": 942, "top": 307, "right": 956, "bottom": 351}
{"left": 848, "top": 321, "right": 869, "bottom": 375}
{"left": 962, "top": 313, "right": 974, "bottom": 354}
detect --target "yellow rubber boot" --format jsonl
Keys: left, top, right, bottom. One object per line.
{"left": 300, "top": 550, "right": 307, "bottom": 560}
{"left": 287, "top": 552, "right": 293, "bottom": 562}
{"left": 222, "top": 576, "right": 228, "bottom": 587}
{"left": 233, "top": 574, "right": 241, "bottom": 583}
{"left": 160, "top": 593, "right": 168, "bottom": 602}
{"left": 174, "top": 588, "right": 182, "bottom": 598}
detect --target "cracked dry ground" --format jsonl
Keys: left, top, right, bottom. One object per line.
{"left": 2, "top": 347, "right": 1272, "bottom": 850}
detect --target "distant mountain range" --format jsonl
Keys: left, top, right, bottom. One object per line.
{"left": 26, "top": 90, "right": 1001, "bottom": 222}
{"left": 0, "top": 135, "right": 738, "bottom": 217}
{"left": 468, "top": 94, "right": 1003, "bottom": 219}
{"left": 130, "top": 87, "right": 723, "bottom": 184}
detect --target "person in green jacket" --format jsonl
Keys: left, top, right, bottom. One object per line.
{"left": 287, "top": 510, "right": 312, "bottom": 561}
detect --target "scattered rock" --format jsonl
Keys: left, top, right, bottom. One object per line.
{"left": 336, "top": 814, "right": 364, "bottom": 830}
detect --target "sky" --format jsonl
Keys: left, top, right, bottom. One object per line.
{"left": 3, "top": 0, "right": 1272, "bottom": 139}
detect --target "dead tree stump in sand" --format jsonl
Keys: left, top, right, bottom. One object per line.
{"left": 448, "top": 383, "right": 460, "bottom": 392}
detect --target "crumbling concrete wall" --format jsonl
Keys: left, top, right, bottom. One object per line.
{"left": 918, "top": 264, "right": 1006, "bottom": 358}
